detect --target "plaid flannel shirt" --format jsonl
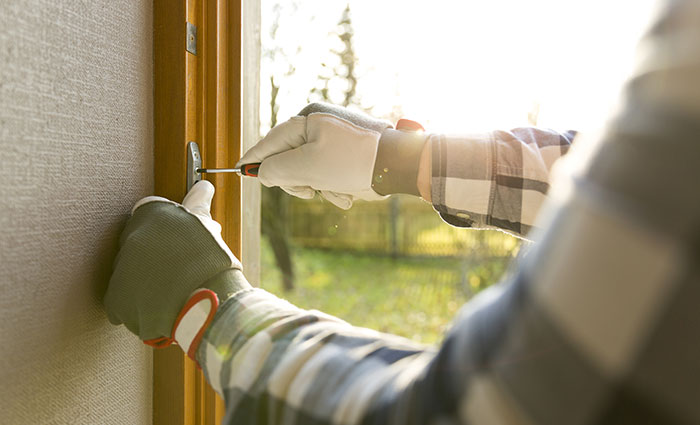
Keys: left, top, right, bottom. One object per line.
{"left": 430, "top": 128, "right": 576, "bottom": 237}
{"left": 197, "top": 1, "right": 700, "bottom": 423}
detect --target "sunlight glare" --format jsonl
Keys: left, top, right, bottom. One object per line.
{"left": 261, "top": 0, "right": 656, "bottom": 135}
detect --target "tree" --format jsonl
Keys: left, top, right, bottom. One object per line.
{"left": 310, "top": 5, "right": 360, "bottom": 108}
{"left": 261, "top": 3, "right": 372, "bottom": 290}
{"left": 308, "top": 5, "right": 407, "bottom": 258}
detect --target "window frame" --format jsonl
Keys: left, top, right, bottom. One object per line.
{"left": 153, "top": 0, "right": 260, "bottom": 423}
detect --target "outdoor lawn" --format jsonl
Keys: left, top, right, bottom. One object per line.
{"left": 260, "top": 238, "right": 517, "bottom": 345}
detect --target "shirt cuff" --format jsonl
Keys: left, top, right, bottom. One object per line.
{"left": 430, "top": 133, "right": 495, "bottom": 229}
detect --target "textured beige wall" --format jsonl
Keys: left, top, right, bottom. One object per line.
{"left": 0, "top": 1, "right": 153, "bottom": 424}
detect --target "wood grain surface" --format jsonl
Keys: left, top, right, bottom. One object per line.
{"left": 154, "top": 0, "right": 242, "bottom": 423}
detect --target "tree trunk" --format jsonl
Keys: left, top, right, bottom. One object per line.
{"left": 262, "top": 186, "right": 295, "bottom": 291}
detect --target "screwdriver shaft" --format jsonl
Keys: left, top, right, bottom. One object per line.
{"left": 197, "top": 162, "right": 260, "bottom": 177}
{"left": 197, "top": 168, "right": 241, "bottom": 174}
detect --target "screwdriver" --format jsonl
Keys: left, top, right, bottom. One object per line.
{"left": 198, "top": 163, "right": 261, "bottom": 177}
{"left": 187, "top": 141, "right": 260, "bottom": 190}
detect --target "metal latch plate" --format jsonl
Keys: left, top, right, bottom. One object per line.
{"left": 186, "top": 22, "right": 197, "bottom": 55}
{"left": 187, "top": 141, "right": 202, "bottom": 191}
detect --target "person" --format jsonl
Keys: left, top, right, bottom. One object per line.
{"left": 103, "top": 0, "right": 700, "bottom": 423}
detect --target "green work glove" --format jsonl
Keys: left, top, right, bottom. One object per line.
{"left": 103, "top": 180, "right": 251, "bottom": 342}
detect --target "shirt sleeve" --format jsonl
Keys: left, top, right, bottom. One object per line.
{"left": 196, "top": 288, "right": 437, "bottom": 424}
{"left": 429, "top": 128, "right": 575, "bottom": 237}
{"left": 198, "top": 160, "right": 696, "bottom": 425}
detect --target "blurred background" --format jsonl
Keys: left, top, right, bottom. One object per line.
{"left": 258, "top": 0, "right": 655, "bottom": 344}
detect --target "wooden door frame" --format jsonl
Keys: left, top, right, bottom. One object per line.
{"left": 153, "top": 0, "right": 260, "bottom": 423}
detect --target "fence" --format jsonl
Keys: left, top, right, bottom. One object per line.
{"left": 287, "top": 194, "right": 523, "bottom": 259}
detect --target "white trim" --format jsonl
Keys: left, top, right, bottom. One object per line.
{"left": 173, "top": 297, "right": 212, "bottom": 355}
{"left": 241, "top": 0, "right": 261, "bottom": 287}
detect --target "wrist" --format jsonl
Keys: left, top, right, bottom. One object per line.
{"left": 201, "top": 268, "right": 251, "bottom": 304}
{"left": 371, "top": 120, "right": 428, "bottom": 196}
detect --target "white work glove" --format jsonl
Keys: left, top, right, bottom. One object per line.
{"left": 237, "top": 103, "right": 393, "bottom": 209}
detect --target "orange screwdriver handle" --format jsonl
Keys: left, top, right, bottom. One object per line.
{"left": 240, "top": 163, "right": 260, "bottom": 177}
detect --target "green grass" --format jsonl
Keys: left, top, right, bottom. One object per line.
{"left": 260, "top": 239, "right": 513, "bottom": 345}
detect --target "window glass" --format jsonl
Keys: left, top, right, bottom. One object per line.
{"left": 259, "top": 0, "right": 654, "bottom": 344}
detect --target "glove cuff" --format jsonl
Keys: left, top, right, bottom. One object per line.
{"left": 172, "top": 288, "right": 220, "bottom": 363}
{"left": 202, "top": 268, "right": 250, "bottom": 304}
{"left": 141, "top": 288, "right": 219, "bottom": 366}
{"left": 142, "top": 268, "right": 251, "bottom": 365}
{"left": 372, "top": 122, "right": 428, "bottom": 196}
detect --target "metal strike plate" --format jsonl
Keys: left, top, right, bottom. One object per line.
{"left": 187, "top": 141, "right": 202, "bottom": 191}
{"left": 186, "top": 22, "right": 197, "bottom": 55}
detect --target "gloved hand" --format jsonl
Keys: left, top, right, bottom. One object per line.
{"left": 103, "top": 180, "right": 251, "bottom": 345}
{"left": 237, "top": 102, "right": 428, "bottom": 209}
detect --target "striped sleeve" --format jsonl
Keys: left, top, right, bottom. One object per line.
{"left": 196, "top": 288, "right": 437, "bottom": 425}
{"left": 197, "top": 167, "right": 699, "bottom": 425}
{"left": 430, "top": 128, "right": 575, "bottom": 237}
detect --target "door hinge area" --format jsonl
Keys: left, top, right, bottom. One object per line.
{"left": 186, "top": 22, "right": 197, "bottom": 55}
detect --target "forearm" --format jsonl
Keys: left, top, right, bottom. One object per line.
{"left": 196, "top": 288, "right": 434, "bottom": 424}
